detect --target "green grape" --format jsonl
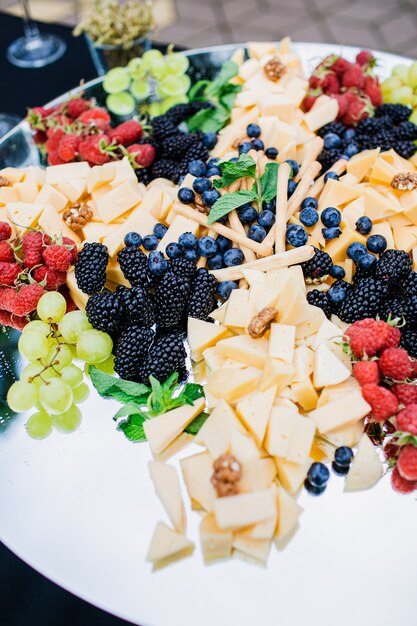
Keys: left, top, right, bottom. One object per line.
{"left": 61, "top": 364, "right": 84, "bottom": 387}
{"left": 37, "top": 291, "right": 67, "bottom": 323}
{"left": 409, "top": 109, "right": 417, "bottom": 125}
{"left": 39, "top": 378, "right": 73, "bottom": 415}
{"left": 392, "top": 64, "right": 410, "bottom": 83}
{"left": 127, "top": 57, "right": 146, "bottom": 79}
{"left": 52, "top": 405, "right": 82, "bottom": 434}
{"left": 76, "top": 329, "right": 113, "bottom": 364}
{"left": 26, "top": 411, "right": 53, "bottom": 440}
{"left": 159, "top": 95, "right": 188, "bottom": 114}
{"left": 72, "top": 382, "right": 90, "bottom": 404}
{"left": 106, "top": 92, "right": 136, "bottom": 116}
{"left": 130, "top": 78, "right": 151, "bottom": 101}
{"left": 95, "top": 354, "right": 115, "bottom": 374}
{"left": 7, "top": 381, "right": 38, "bottom": 412}
{"left": 59, "top": 311, "right": 93, "bottom": 344}
{"left": 148, "top": 57, "right": 168, "bottom": 80}
{"left": 142, "top": 48, "right": 163, "bottom": 69}
{"left": 103, "top": 67, "right": 130, "bottom": 94}
{"left": 18, "top": 331, "right": 51, "bottom": 362}
{"left": 22, "top": 320, "right": 51, "bottom": 337}
{"left": 381, "top": 76, "right": 402, "bottom": 96}
{"left": 157, "top": 75, "right": 187, "bottom": 98}
{"left": 177, "top": 74, "right": 191, "bottom": 93}
{"left": 408, "top": 62, "right": 417, "bottom": 89}
{"left": 21, "top": 363, "right": 55, "bottom": 386}
{"left": 164, "top": 53, "right": 189, "bottom": 76}
{"left": 44, "top": 344, "right": 73, "bottom": 371}
{"left": 147, "top": 101, "right": 163, "bottom": 117}
{"left": 396, "top": 85, "right": 414, "bottom": 105}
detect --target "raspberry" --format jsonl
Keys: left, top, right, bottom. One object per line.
{"left": 341, "top": 92, "right": 373, "bottom": 127}
{"left": 43, "top": 245, "right": 72, "bottom": 272}
{"left": 32, "top": 266, "right": 67, "bottom": 290}
{"left": 0, "top": 262, "right": 21, "bottom": 286}
{"left": 57, "top": 134, "right": 79, "bottom": 162}
{"left": 0, "top": 241, "right": 14, "bottom": 263}
{"left": 109, "top": 120, "right": 143, "bottom": 146}
{"left": 78, "top": 135, "right": 112, "bottom": 165}
{"left": 127, "top": 143, "right": 156, "bottom": 167}
{"left": 353, "top": 360, "right": 380, "bottom": 386}
{"left": 356, "top": 50, "right": 376, "bottom": 68}
{"left": 77, "top": 108, "right": 111, "bottom": 125}
{"left": 0, "top": 222, "right": 12, "bottom": 242}
{"left": 342, "top": 63, "right": 365, "bottom": 89}
{"left": 348, "top": 320, "right": 391, "bottom": 358}
{"left": 47, "top": 151, "right": 66, "bottom": 166}
{"left": 396, "top": 403, "right": 417, "bottom": 434}
{"left": 45, "top": 128, "right": 65, "bottom": 153}
{"left": 22, "top": 231, "right": 47, "bottom": 268}
{"left": 303, "top": 93, "right": 319, "bottom": 111}
{"left": 410, "top": 359, "right": 417, "bottom": 379}
{"left": 397, "top": 444, "right": 417, "bottom": 481}
{"left": 379, "top": 347, "right": 412, "bottom": 380}
{"left": 321, "top": 73, "right": 340, "bottom": 95}
{"left": 329, "top": 56, "right": 351, "bottom": 75}
{"left": 363, "top": 75, "right": 382, "bottom": 107}
{"left": 386, "top": 325, "right": 401, "bottom": 349}
{"left": 345, "top": 318, "right": 377, "bottom": 338}
{"left": 391, "top": 466, "right": 417, "bottom": 494}
{"left": 0, "top": 286, "right": 17, "bottom": 312}
{"left": 62, "top": 237, "right": 78, "bottom": 263}
{"left": 0, "top": 310, "right": 27, "bottom": 331}
{"left": 66, "top": 97, "right": 89, "bottom": 119}
{"left": 361, "top": 384, "right": 399, "bottom": 422}
{"left": 13, "top": 284, "right": 45, "bottom": 316}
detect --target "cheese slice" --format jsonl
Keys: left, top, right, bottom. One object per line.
{"left": 55, "top": 178, "right": 87, "bottom": 203}
{"left": 35, "top": 184, "right": 68, "bottom": 212}
{"left": 45, "top": 162, "right": 89, "bottom": 185}
{"left": 224, "top": 288, "right": 250, "bottom": 327}
{"left": 233, "top": 536, "right": 271, "bottom": 564}
{"left": 275, "top": 457, "right": 312, "bottom": 494}
{"left": 266, "top": 408, "right": 315, "bottom": 464}
{"left": 146, "top": 522, "right": 194, "bottom": 565}
{"left": 0, "top": 186, "right": 19, "bottom": 204}
{"left": 216, "top": 334, "right": 269, "bottom": 369}
{"left": 144, "top": 397, "right": 205, "bottom": 454}
{"left": 180, "top": 451, "right": 216, "bottom": 512}
{"left": 239, "top": 458, "right": 277, "bottom": 493}
{"left": 6, "top": 202, "right": 43, "bottom": 234}
{"left": 96, "top": 181, "right": 142, "bottom": 222}
{"left": 269, "top": 323, "right": 296, "bottom": 363}
{"left": 275, "top": 485, "right": 303, "bottom": 541}
{"left": 205, "top": 367, "right": 261, "bottom": 404}
{"left": 86, "top": 163, "right": 116, "bottom": 193}
{"left": 344, "top": 434, "right": 383, "bottom": 492}
{"left": 200, "top": 514, "right": 233, "bottom": 561}
{"left": 230, "top": 430, "right": 261, "bottom": 462}
{"left": 313, "top": 342, "right": 350, "bottom": 388}
{"left": 195, "top": 399, "right": 244, "bottom": 458}
{"left": 214, "top": 489, "right": 276, "bottom": 530}
{"left": 346, "top": 148, "right": 380, "bottom": 180}
{"left": 259, "top": 357, "right": 295, "bottom": 392}
{"left": 310, "top": 390, "right": 371, "bottom": 433}
{"left": 37, "top": 203, "right": 81, "bottom": 243}
{"left": 236, "top": 386, "right": 276, "bottom": 445}
{"left": 148, "top": 461, "right": 186, "bottom": 533}
{"left": 187, "top": 318, "right": 229, "bottom": 362}
{"left": 158, "top": 214, "right": 200, "bottom": 254}
{"left": 291, "top": 377, "right": 318, "bottom": 411}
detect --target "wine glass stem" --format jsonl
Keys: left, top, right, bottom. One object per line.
{"left": 21, "top": 0, "right": 40, "bottom": 39}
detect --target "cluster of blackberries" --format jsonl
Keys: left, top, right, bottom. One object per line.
{"left": 317, "top": 104, "right": 417, "bottom": 172}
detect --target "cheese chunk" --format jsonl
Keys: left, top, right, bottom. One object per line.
{"left": 259, "top": 357, "right": 295, "bottom": 392}
{"left": 66, "top": 269, "right": 88, "bottom": 310}
{"left": 200, "top": 514, "right": 233, "bottom": 561}
{"left": 236, "top": 386, "right": 276, "bottom": 445}
{"left": 233, "top": 536, "right": 271, "bottom": 564}
{"left": 6, "top": 202, "right": 43, "bottom": 234}
{"left": 269, "top": 323, "right": 296, "bottom": 363}
{"left": 195, "top": 400, "right": 244, "bottom": 458}
{"left": 87, "top": 163, "right": 116, "bottom": 193}
{"left": 148, "top": 461, "right": 186, "bottom": 533}
{"left": 110, "top": 157, "right": 138, "bottom": 187}
{"left": 15, "top": 181, "right": 39, "bottom": 203}
{"left": 216, "top": 334, "right": 268, "bottom": 369}
{"left": 313, "top": 342, "right": 350, "bottom": 388}
{"left": 102, "top": 205, "right": 158, "bottom": 257}
{"left": 344, "top": 434, "right": 383, "bottom": 492}
{"left": 304, "top": 96, "right": 338, "bottom": 131}
{"left": 146, "top": 522, "right": 194, "bottom": 565}
{"left": 275, "top": 486, "right": 303, "bottom": 541}
{"left": 275, "top": 457, "right": 312, "bottom": 494}
{"left": 55, "top": 178, "right": 87, "bottom": 203}
{"left": 96, "top": 181, "right": 142, "bottom": 222}
{"left": 38, "top": 203, "right": 81, "bottom": 243}
{"left": 266, "top": 408, "right": 315, "bottom": 464}
{"left": 238, "top": 512, "right": 277, "bottom": 540}
{"left": 188, "top": 317, "right": 229, "bottom": 362}
{"left": 224, "top": 288, "right": 250, "bottom": 327}
{"left": 291, "top": 377, "right": 318, "bottom": 411}
{"left": 158, "top": 215, "right": 200, "bottom": 254}
{"left": 35, "top": 184, "right": 68, "bottom": 212}
{"left": 144, "top": 397, "right": 205, "bottom": 454}
{"left": 230, "top": 430, "right": 261, "bottom": 462}
{"left": 181, "top": 451, "right": 216, "bottom": 512}
{"left": 205, "top": 367, "right": 261, "bottom": 404}
{"left": 239, "top": 458, "right": 277, "bottom": 493}
{"left": 310, "top": 390, "right": 371, "bottom": 433}
{"left": 214, "top": 489, "right": 276, "bottom": 530}
{"left": 346, "top": 148, "right": 380, "bottom": 180}
{"left": 324, "top": 227, "right": 366, "bottom": 263}
{"left": 0, "top": 167, "right": 25, "bottom": 183}
{"left": 0, "top": 186, "right": 19, "bottom": 204}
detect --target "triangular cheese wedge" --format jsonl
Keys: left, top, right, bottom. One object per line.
{"left": 195, "top": 399, "right": 244, "bottom": 458}
{"left": 146, "top": 522, "right": 194, "bottom": 565}
{"left": 180, "top": 451, "right": 216, "bottom": 512}
{"left": 313, "top": 342, "right": 350, "bottom": 388}
{"left": 230, "top": 430, "right": 261, "bottom": 462}
{"left": 144, "top": 397, "right": 205, "bottom": 454}
{"left": 236, "top": 386, "right": 276, "bottom": 446}
{"left": 260, "top": 357, "right": 295, "bottom": 392}
{"left": 187, "top": 317, "right": 229, "bottom": 361}
{"left": 6, "top": 202, "right": 43, "bottom": 234}
{"left": 344, "top": 434, "right": 383, "bottom": 492}
{"left": 233, "top": 535, "right": 271, "bottom": 564}
{"left": 346, "top": 148, "right": 380, "bottom": 180}
{"left": 275, "top": 485, "right": 303, "bottom": 541}
{"left": 148, "top": 461, "right": 186, "bottom": 533}
{"left": 275, "top": 457, "right": 312, "bottom": 494}
{"left": 200, "top": 514, "right": 233, "bottom": 561}
{"left": 38, "top": 203, "right": 81, "bottom": 243}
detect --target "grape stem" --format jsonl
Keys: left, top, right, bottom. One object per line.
{"left": 28, "top": 322, "right": 67, "bottom": 384}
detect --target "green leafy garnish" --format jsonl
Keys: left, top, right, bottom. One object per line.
{"left": 117, "top": 413, "right": 147, "bottom": 443}
{"left": 207, "top": 190, "right": 258, "bottom": 225}
{"left": 259, "top": 162, "right": 279, "bottom": 204}
{"left": 185, "top": 411, "right": 209, "bottom": 435}
{"left": 213, "top": 154, "right": 257, "bottom": 189}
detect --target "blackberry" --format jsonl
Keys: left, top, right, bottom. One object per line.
{"left": 166, "top": 101, "right": 212, "bottom": 125}
{"left": 187, "top": 268, "right": 218, "bottom": 320}
{"left": 169, "top": 257, "right": 197, "bottom": 279}
{"left": 116, "top": 285, "right": 155, "bottom": 327}
{"left": 161, "top": 133, "right": 195, "bottom": 159}
{"left": 402, "top": 295, "right": 417, "bottom": 325}
{"left": 302, "top": 247, "right": 333, "bottom": 281}
{"left": 307, "top": 289, "right": 332, "bottom": 318}
{"left": 375, "top": 249, "right": 412, "bottom": 284}
{"left": 86, "top": 290, "right": 124, "bottom": 336}
{"left": 400, "top": 272, "right": 417, "bottom": 297}
{"left": 392, "top": 121, "right": 417, "bottom": 141}
{"left": 151, "top": 115, "right": 177, "bottom": 140}
{"left": 394, "top": 140, "right": 417, "bottom": 159}
{"left": 337, "top": 277, "right": 388, "bottom": 323}
{"left": 135, "top": 166, "right": 151, "bottom": 185}
{"left": 184, "top": 141, "right": 209, "bottom": 163}
{"left": 139, "top": 330, "right": 187, "bottom": 384}
{"left": 75, "top": 242, "right": 109, "bottom": 295}
{"left": 400, "top": 329, "right": 417, "bottom": 358}
{"left": 317, "top": 148, "right": 341, "bottom": 172}
{"left": 114, "top": 325, "right": 155, "bottom": 382}
{"left": 378, "top": 296, "right": 407, "bottom": 321}
{"left": 117, "top": 246, "right": 150, "bottom": 288}
{"left": 375, "top": 104, "right": 411, "bottom": 124}
{"left": 317, "top": 122, "right": 345, "bottom": 138}
{"left": 154, "top": 270, "right": 191, "bottom": 327}
{"left": 356, "top": 117, "right": 384, "bottom": 134}
{"left": 151, "top": 158, "right": 180, "bottom": 183}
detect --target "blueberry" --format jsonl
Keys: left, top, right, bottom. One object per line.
{"left": 285, "top": 159, "right": 299, "bottom": 176}
{"left": 251, "top": 138, "right": 264, "bottom": 151}
{"left": 324, "top": 171, "right": 339, "bottom": 182}
{"left": 165, "top": 242, "right": 183, "bottom": 259}
{"left": 356, "top": 252, "right": 376, "bottom": 271}
{"left": 330, "top": 264, "right": 345, "bottom": 279}
{"left": 347, "top": 241, "right": 367, "bottom": 261}
{"left": 367, "top": 234, "right": 387, "bottom": 254}
{"left": 356, "top": 216, "right": 373, "bottom": 235}
{"left": 217, "top": 280, "right": 238, "bottom": 299}
{"left": 178, "top": 187, "right": 195, "bottom": 204}
{"left": 286, "top": 224, "right": 308, "bottom": 247}
{"left": 323, "top": 132, "right": 341, "bottom": 149}
{"left": 216, "top": 235, "right": 232, "bottom": 253}
{"left": 331, "top": 462, "right": 349, "bottom": 476}
{"left": 142, "top": 234, "right": 158, "bottom": 251}
{"left": 239, "top": 141, "right": 252, "bottom": 154}
{"left": 208, "top": 157, "right": 220, "bottom": 167}
{"left": 203, "top": 132, "right": 217, "bottom": 149}
{"left": 188, "top": 159, "right": 206, "bottom": 177}
{"left": 223, "top": 248, "right": 244, "bottom": 267}
{"left": 321, "top": 206, "right": 341, "bottom": 228}
{"left": 334, "top": 446, "right": 353, "bottom": 467}
{"left": 258, "top": 210, "right": 275, "bottom": 229}
{"left": 202, "top": 189, "right": 221, "bottom": 207}
{"left": 193, "top": 176, "right": 212, "bottom": 194}
{"left": 124, "top": 231, "right": 142, "bottom": 247}
{"left": 322, "top": 227, "right": 342, "bottom": 239}
{"left": 178, "top": 175, "right": 185, "bottom": 185}
{"left": 153, "top": 223, "right": 168, "bottom": 239}
{"left": 288, "top": 180, "right": 298, "bottom": 196}
{"left": 307, "top": 462, "right": 330, "bottom": 488}
{"left": 304, "top": 480, "right": 327, "bottom": 496}
{"left": 327, "top": 280, "right": 349, "bottom": 307}
{"left": 238, "top": 204, "right": 257, "bottom": 224}
{"left": 265, "top": 147, "right": 278, "bottom": 159}
{"left": 248, "top": 224, "right": 267, "bottom": 242}
{"left": 301, "top": 196, "right": 318, "bottom": 210}
{"left": 184, "top": 248, "right": 199, "bottom": 262}
{"left": 206, "top": 166, "right": 221, "bottom": 177}
{"left": 198, "top": 236, "right": 218, "bottom": 258}
{"left": 178, "top": 232, "right": 198, "bottom": 249}
{"left": 299, "top": 207, "right": 319, "bottom": 227}
{"left": 345, "top": 143, "right": 359, "bottom": 157}
{"left": 344, "top": 128, "right": 356, "bottom": 141}
{"left": 246, "top": 123, "right": 261, "bottom": 138}
{"left": 148, "top": 250, "right": 168, "bottom": 276}
{"left": 263, "top": 198, "right": 276, "bottom": 213}
{"left": 207, "top": 254, "right": 224, "bottom": 270}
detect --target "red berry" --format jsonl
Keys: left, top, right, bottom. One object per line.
{"left": 397, "top": 444, "right": 417, "bottom": 481}
{"left": 392, "top": 384, "right": 417, "bottom": 408}
{"left": 353, "top": 360, "right": 380, "bottom": 386}
{"left": 363, "top": 75, "right": 383, "bottom": 107}
{"left": 396, "top": 403, "right": 417, "bottom": 434}
{"left": 379, "top": 347, "right": 412, "bottom": 381}
{"left": 78, "top": 134, "right": 112, "bottom": 165}
{"left": 78, "top": 108, "right": 111, "bottom": 125}
{"left": 13, "top": 283, "right": 45, "bottom": 316}
{"left": 22, "top": 231, "right": 47, "bottom": 269}
{"left": 33, "top": 130, "right": 47, "bottom": 145}
{"left": 45, "top": 128, "right": 65, "bottom": 154}
{"left": 0, "top": 309, "right": 27, "bottom": 331}
{"left": 0, "top": 241, "right": 14, "bottom": 263}
{"left": 109, "top": 120, "right": 143, "bottom": 146}
{"left": 0, "top": 286, "right": 17, "bottom": 313}
{"left": 356, "top": 50, "right": 376, "bottom": 68}
{"left": 342, "top": 63, "right": 365, "bottom": 89}
{"left": 62, "top": 237, "right": 78, "bottom": 263}
{"left": 362, "top": 384, "right": 399, "bottom": 422}
{"left": 345, "top": 318, "right": 376, "bottom": 339}
{"left": 303, "top": 93, "right": 319, "bottom": 111}
{"left": 409, "top": 359, "right": 417, "bottom": 379}
{"left": 391, "top": 465, "right": 417, "bottom": 494}
{"left": 0, "top": 222, "right": 12, "bottom": 242}
{"left": 341, "top": 92, "right": 373, "bottom": 127}
{"left": 348, "top": 320, "right": 391, "bottom": 358}
{"left": 385, "top": 325, "right": 401, "bottom": 349}
{"left": 329, "top": 56, "right": 351, "bottom": 76}
{"left": 57, "top": 134, "right": 80, "bottom": 163}
{"left": 0, "top": 262, "right": 21, "bottom": 286}
{"left": 43, "top": 245, "right": 72, "bottom": 272}
{"left": 32, "top": 266, "right": 67, "bottom": 290}
{"left": 321, "top": 73, "right": 340, "bottom": 95}
{"left": 47, "top": 151, "right": 66, "bottom": 166}
{"left": 334, "top": 93, "right": 349, "bottom": 119}
{"left": 127, "top": 143, "right": 156, "bottom": 168}
{"left": 66, "top": 97, "right": 89, "bottom": 119}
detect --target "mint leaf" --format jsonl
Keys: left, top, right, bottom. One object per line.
{"left": 206, "top": 61, "right": 239, "bottom": 97}
{"left": 89, "top": 366, "right": 118, "bottom": 394}
{"left": 182, "top": 383, "right": 205, "bottom": 403}
{"left": 218, "top": 83, "right": 242, "bottom": 110}
{"left": 207, "top": 190, "right": 257, "bottom": 225}
{"left": 188, "top": 79, "right": 211, "bottom": 101}
{"left": 113, "top": 404, "right": 147, "bottom": 420}
{"left": 260, "top": 162, "right": 279, "bottom": 204}
{"left": 89, "top": 366, "right": 150, "bottom": 404}
{"left": 187, "top": 106, "right": 229, "bottom": 133}
{"left": 185, "top": 411, "right": 209, "bottom": 435}
{"left": 148, "top": 375, "right": 165, "bottom": 416}
{"left": 214, "top": 154, "right": 257, "bottom": 189}
{"left": 117, "top": 413, "right": 147, "bottom": 442}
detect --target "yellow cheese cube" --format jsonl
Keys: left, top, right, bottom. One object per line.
{"left": 216, "top": 334, "right": 268, "bottom": 369}
{"left": 35, "top": 184, "right": 68, "bottom": 213}
{"left": 324, "top": 227, "right": 366, "bottom": 263}
{"left": 236, "top": 385, "right": 276, "bottom": 445}
{"left": 200, "top": 514, "right": 233, "bottom": 561}
{"left": 139, "top": 186, "right": 164, "bottom": 219}
{"left": 259, "top": 357, "right": 295, "bottom": 392}
{"left": 310, "top": 390, "right": 371, "bottom": 433}
{"left": 363, "top": 188, "right": 398, "bottom": 221}
{"left": 214, "top": 489, "right": 276, "bottom": 530}
{"left": 110, "top": 157, "right": 137, "bottom": 187}
{"left": 319, "top": 179, "right": 361, "bottom": 209}
{"left": 105, "top": 260, "right": 130, "bottom": 287}
{"left": 269, "top": 323, "right": 296, "bottom": 363}
{"left": 233, "top": 535, "right": 271, "bottom": 564}
{"left": 96, "top": 181, "right": 142, "bottom": 223}
{"left": 371, "top": 222, "right": 395, "bottom": 249}
{"left": 82, "top": 221, "right": 115, "bottom": 244}
{"left": 86, "top": 163, "right": 116, "bottom": 193}
{"left": 0, "top": 186, "right": 19, "bottom": 204}
{"left": 341, "top": 197, "right": 365, "bottom": 230}
{"left": 38, "top": 203, "right": 81, "bottom": 243}
{"left": 291, "top": 377, "right": 318, "bottom": 410}
{"left": 393, "top": 226, "right": 417, "bottom": 252}
{"left": 295, "top": 304, "right": 326, "bottom": 339}
{"left": 15, "top": 181, "right": 39, "bottom": 203}
{"left": 0, "top": 167, "right": 25, "bottom": 183}
{"left": 239, "top": 458, "right": 277, "bottom": 493}
{"left": 180, "top": 451, "right": 216, "bottom": 512}
{"left": 304, "top": 96, "right": 338, "bottom": 131}
{"left": 275, "top": 457, "right": 312, "bottom": 494}
{"left": 369, "top": 157, "right": 398, "bottom": 184}
{"left": 275, "top": 486, "right": 303, "bottom": 541}
{"left": 325, "top": 420, "right": 364, "bottom": 448}
{"left": 346, "top": 148, "right": 380, "bottom": 180}
{"left": 45, "top": 162, "right": 89, "bottom": 185}
{"left": 224, "top": 288, "right": 250, "bottom": 328}
{"left": 230, "top": 429, "right": 261, "bottom": 462}
{"left": 261, "top": 95, "right": 296, "bottom": 123}
{"left": 188, "top": 317, "right": 229, "bottom": 362}
{"left": 205, "top": 367, "right": 261, "bottom": 404}
{"left": 54, "top": 178, "right": 87, "bottom": 203}
{"left": 102, "top": 206, "right": 157, "bottom": 257}
{"left": 291, "top": 345, "right": 314, "bottom": 383}
{"left": 265, "top": 406, "right": 315, "bottom": 464}
{"left": 158, "top": 215, "right": 200, "bottom": 254}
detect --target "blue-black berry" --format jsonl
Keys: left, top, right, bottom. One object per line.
{"left": 286, "top": 159, "right": 299, "bottom": 176}
{"left": 203, "top": 132, "right": 217, "bottom": 149}
{"left": 178, "top": 232, "right": 197, "bottom": 249}
{"left": 223, "top": 248, "right": 244, "bottom": 266}
{"left": 178, "top": 187, "right": 195, "bottom": 204}
{"left": 301, "top": 196, "right": 318, "bottom": 210}
{"left": 143, "top": 234, "right": 159, "bottom": 251}
{"left": 322, "top": 226, "right": 342, "bottom": 239}
{"left": 165, "top": 242, "right": 183, "bottom": 259}
{"left": 258, "top": 210, "right": 275, "bottom": 229}
{"left": 323, "top": 132, "right": 341, "bottom": 149}
{"left": 286, "top": 224, "right": 308, "bottom": 247}
{"left": 148, "top": 250, "right": 168, "bottom": 276}
{"left": 356, "top": 216, "right": 373, "bottom": 235}
{"left": 153, "top": 223, "right": 168, "bottom": 239}
{"left": 367, "top": 234, "right": 387, "bottom": 254}
{"left": 321, "top": 207, "right": 341, "bottom": 228}
{"left": 324, "top": 171, "right": 339, "bottom": 182}
{"left": 347, "top": 241, "right": 367, "bottom": 261}
{"left": 198, "top": 236, "right": 218, "bottom": 258}
{"left": 238, "top": 204, "right": 257, "bottom": 224}
{"left": 217, "top": 280, "right": 237, "bottom": 299}
{"left": 193, "top": 177, "right": 212, "bottom": 194}
{"left": 239, "top": 141, "right": 252, "bottom": 154}
{"left": 251, "top": 138, "right": 264, "bottom": 151}
{"left": 265, "top": 147, "right": 278, "bottom": 159}
{"left": 188, "top": 159, "right": 206, "bottom": 177}
{"left": 330, "top": 264, "right": 345, "bottom": 279}
{"left": 248, "top": 224, "right": 266, "bottom": 242}
{"left": 246, "top": 123, "right": 261, "bottom": 138}
{"left": 300, "top": 207, "right": 319, "bottom": 227}
{"left": 202, "top": 189, "right": 220, "bottom": 206}
{"left": 124, "top": 232, "right": 142, "bottom": 247}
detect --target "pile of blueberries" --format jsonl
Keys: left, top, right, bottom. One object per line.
{"left": 305, "top": 447, "right": 354, "bottom": 495}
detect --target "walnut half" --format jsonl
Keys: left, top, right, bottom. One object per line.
{"left": 391, "top": 172, "right": 417, "bottom": 191}
{"left": 0, "top": 176, "right": 10, "bottom": 187}
{"left": 211, "top": 454, "right": 242, "bottom": 498}
{"left": 263, "top": 57, "right": 286, "bottom": 82}
{"left": 63, "top": 202, "right": 93, "bottom": 231}
{"left": 248, "top": 307, "right": 278, "bottom": 338}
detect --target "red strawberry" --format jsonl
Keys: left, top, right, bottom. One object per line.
{"left": 342, "top": 63, "right": 365, "bottom": 89}
{"left": 329, "top": 57, "right": 351, "bottom": 76}
{"left": 13, "top": 283, "right": 45, "bottom": 316}
{"left": 356, "top": 50, "right": 376, "bottom": 68}
{"left": 379, "top": 347, "right": 412, "bottom": 381}
{"left": 45, "top": 128, "right": 65, "bottom": 153}
{"left": 126, "top": 143, "right": 156, "bottom": 168}
{"left": 0, "top": 286, "right": 17, "bottom": 313}
{"left": 78, "top": 108, "right": 111, "bottom": 125}
{"left": 0, "top": 309, "right": 27, "bottom": 331}
{"left": 391, "top": 465, "right": 417, "bottom": 493}
{"left": 109, "top": 120, "right": 143, "bottom": 146}
{"left": 43, "top": 245, "right": 72, "bottom": 272}
{"left": 396, "top": 403, "right": 417, "bottom": 434}
{"left": 397, "top": 444, "right": 417, "bottom": 481}
{"left": 0, "top": 242, "right": 14, "bottom": 263}
{"left": 353, "top": 360, "right": 380, "bottom": 386}
{"left": 66, "top": 97, "right": 89, "bottom": 119}
{"left": 32, "top": 265, "right": 67, "bottom": 290}
{"left": 363, "top": 75, "right": 383, "bottom": 107}
{"left": 0, "top": 262, "right": 21, "bottom": 286}
{"left": 33, "top": 130, "right": 47, "bottom": 145}
{"left": 78, "top": 134, "right": 112, "bottom": 165}
{"left": 321, "top": 73, "right": 340, "bottom": 95}
{"left": 62, "top": 237, "right": 78, "bottom": 263}
{"left": 362, "top": 384, "right": 399, "bottom": 422}
{"left": 57, "top": 134, "right": 80, "bottom": 163}
{"left": 0, "top": 222, "right": 12, "bottom": 242}
{"left": 303, "top": 93, "right": 319, "bottom": 111}
{"left": 341, "top": 92, "right": 374, "bottom": 126}
{"left": 47, "top": 151, "right": 66, "bottom": 166}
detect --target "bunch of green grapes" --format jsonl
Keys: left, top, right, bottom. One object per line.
{"left": 6, "top": 292, "right": 114, "bottom": 440}
{"left": 381, "top": 61, "right": 417, "bottom": 123}
{"left": 103, "top": 48, "right": 190, "bottom": 117}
